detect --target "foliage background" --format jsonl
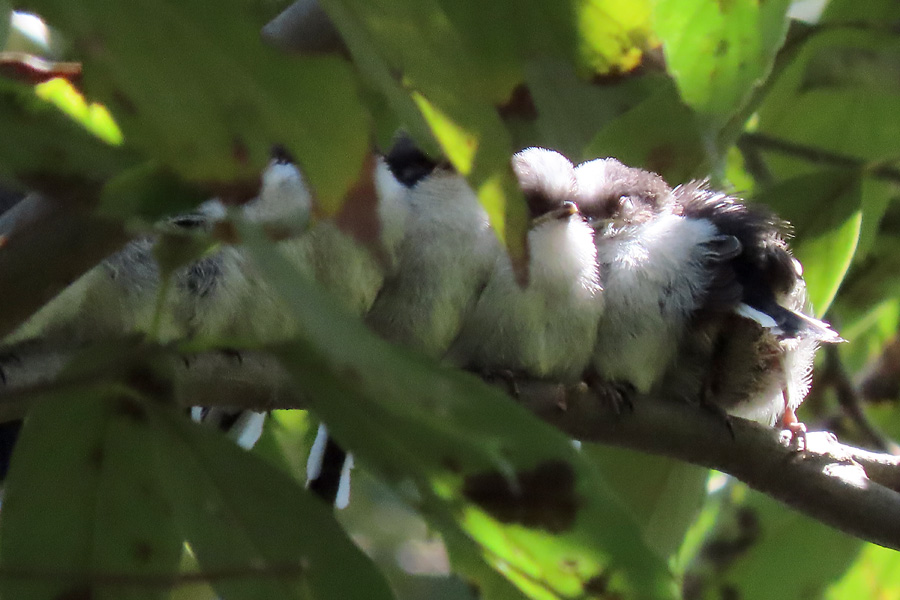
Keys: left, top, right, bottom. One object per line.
{"left": 1, "top": 0, "right": 900, "bottom": 599}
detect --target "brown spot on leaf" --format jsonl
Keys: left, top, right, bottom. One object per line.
{"left": 715, "top": 39, "right": 730, "bottom": 57}
{"left": 54, "top": 584, "right": 92, "bottom": 600}
{"left": 133, "top": 540, "right": 154, "bottom": 563}
{"left": 462, "top": 460, "right": 579, "bottom": 533}
{"left": 88, "top": 446, "right": 104, "bottom": 469}
{"left": 232, "top": 138, "right": 250, "bottom": 167}
{"left": 333, "top": 152, "right": 391, "bottom": 266}
{"left": 442, "top": 456, "right": 463, "bottom": 474}
{"left": 114, "top": 398, "right": 147, "bottom": 423}
{"left": 497, "top": 84, "right": 537, "bottom": 121}
{"left": 110, "top": 90, "right": 138, "bottom": 117}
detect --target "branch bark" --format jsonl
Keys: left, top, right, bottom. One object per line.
{"left": 4, "top": 343, "right": 900, "bottom": 550}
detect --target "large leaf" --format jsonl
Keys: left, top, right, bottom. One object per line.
{"left": 0, "top": 390, "right": 182, "bottom": 600}
{"left": 148, "top": 403, "right": 396, "bottom": 600}
{"left": 0, "top": 79, "right": 134, "bottom": 190}
{"left": 585, "top": 446, "right": 709, "bottom": 567}
{"left": 22, "top": 0, "right": 370, "bottom": 209}
{"left": 238, "top": 222, "right": 677, "bottom": 600}
{"left": 585, "top": 82, "right": 707, "bottom": 183}
{"left": 704, "top": 486, "right": 864, "bottom": 600}
{"left": 825, "top": 543, "right": 900, "bottom": 600}
{"left": 653, "top": 0, "right": 791, "bottom": 133}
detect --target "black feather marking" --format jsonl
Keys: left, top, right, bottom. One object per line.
{"left": 675, "top": 181, "right": 799, "bottom": 317}
{"left": 307, "top": 437, "right": 348, "bottom": 506}
{"left": 384, "top": 133, "right": 440, "bottom": 187}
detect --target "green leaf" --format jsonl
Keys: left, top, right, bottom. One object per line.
{"left": 653, "top": 0, "right": 791, "bottom": 132}
{"left": 0, "top": 80, "right": 135, "bottom": 189}
{"left": 707, "top": 487, "right": 864, "bottom": 600}
{"left": 523, "top": 58, "right": 654, "bottom": 160}
{"left": 0, "top": 3, "right": 11, "bottom": 51}
{"left": 238, "top": 222, "right": 677, "bottom": 600}
{"left": 826, "top": 543, "right": 900, "bottom": 600}
{"left": 0, "top": 391, "right": 182, "bottom": 600}
{"left": 34, "top": 78, "right": 123, "bottom": 145}
{"left": 755, "top": 170, "right": 862, "bottom": 316}
{"left": 99, "top": 163, "right": 207, "bottom": 222}
{"left": 585, "top": 446, "right": 709, "bottom": 567}
{"left": 23, "top": 0, "right": 370, "bottom": 209}
{"left": 585, "top": 82, "right": 707, "bottom": 183}
{"left": 148, "top": 405, "right": 396, "bottom": 600}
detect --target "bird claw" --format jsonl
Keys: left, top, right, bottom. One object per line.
{"left": 586, "top": 376, "right": 634, "bottom": 415}
{"left": 781, "top": 421, "right": 808, "bottom": 453}
{"left": 480, "top": 369, "right": 521, "bottom": 398}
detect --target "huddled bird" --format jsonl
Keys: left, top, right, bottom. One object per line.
{"left": 574, "top": 158, "right": 841, "bottom": 435}
{"left": 0, "top": 139, "right": 842, "bottom": 503}
{"left": 446, "top": 147, "right": 603, "bottom": 383}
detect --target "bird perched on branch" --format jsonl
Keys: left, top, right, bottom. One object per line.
{"left": 365, "top": 139, "right": 499, "bottom": 359}
{"left": 574, "top": 158, "right": 841, "bottom": 434}
{"left": 446, "top": 147, "right": 602, "bottom": 382}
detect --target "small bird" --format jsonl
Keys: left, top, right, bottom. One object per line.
{"left": 574, "top": 158, "right": 726, "bottom": 395}
{"left": 365, "top": 141, "right": 499, "bottom": 359}
{"left": 574, "top": 158, "right": 841, "bottom": 434}
{"left": 665, "top": 181, "right": 841, "bottom": 434}
{"left": 446, "top": 147, "right": 602, "bottom": 382}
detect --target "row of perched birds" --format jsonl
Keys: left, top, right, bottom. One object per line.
{"left": 2, "top": 136, "right": 842, "bottom": 506}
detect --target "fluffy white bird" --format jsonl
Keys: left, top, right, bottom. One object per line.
{"left": 446, "top": 148, "right": 602, "bottom": 382}
{"left": 365, "top": 147, "right": 499, "bottom": 359}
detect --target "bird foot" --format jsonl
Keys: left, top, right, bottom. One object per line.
{"left": 585, "top": 374, "right": 634, "bottom": 415}
{"left": 780, "top": 408, "right": 807, "bottom": 452}
{"left": 781, "top": 421, "right": 808, "bottom": 453}
{"left": 480, "top": 369, "right": 521, "bottom": 398}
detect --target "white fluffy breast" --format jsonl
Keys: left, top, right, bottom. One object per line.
{"left": 593, "top": 213, "right": 720, "bottom": 391}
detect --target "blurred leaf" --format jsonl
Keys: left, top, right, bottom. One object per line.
{"left": 34, "top": 77, "right": 122, "bottom": 144}
{"left": 0, "top": 4, "right": 10, "bottom": 51}
{"left": 0, "top": 79, "right": 135, "bottom": 190}
{"left": 711, "top": 488, "right": 864, "bottom": 600}
{"left": 148, "top": 404, "right": 396, "bottom": 600}
{"left": 821, "top": 0, "right": 900, "bottom": 28}
{"left": 99, "top": 163, "right": 206, "bottom": 221}
{"left": 0, "top": 391, "right": 182, "bottom": 600}
{"left": 252, "top": 409, "right": 317, "bottom": 481}
{"left": 586, "top": 82, "right": 707, "bottom": 182}
{"left": 238, "top": 223, "right": 677, "bottom": 599}
{"left": 838, "top": 298, "right": 900, "bottom": 374}
{"left": 575, "top": 0, "right": 655, "bottom": 73}
{"left": 523, "top": 59, "right": 654, "bottom": 160}
{"left": 652, "top": 0, "right": 790, "bottom": 132}
{"left": 23, "top": 0, "right": 370, "bottom": 209}
{"left": 755, "top": 170, "right": 862, "bottom": 316}
{"left": 585, "top": 446, "right": 709, "bottom": 566}
{"left": 825, "top": 543, "right": 900, "bottom": 600}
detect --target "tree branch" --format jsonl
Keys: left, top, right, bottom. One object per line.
{"left": 4, "top": 344, "right": 900, "bottom": 550}
{"left": 740, "top": 132, "right": 900, "bottom": 184}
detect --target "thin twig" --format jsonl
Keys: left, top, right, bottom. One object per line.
{"left": 823, "top": 344, "right": 900, "bottom": 454}
{"left": 740, "top": 132, "right": 900, "bottom": 184}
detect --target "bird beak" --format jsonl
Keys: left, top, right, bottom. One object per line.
{"left": 532, "top": 201, "right": 577, "bottom": 227}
